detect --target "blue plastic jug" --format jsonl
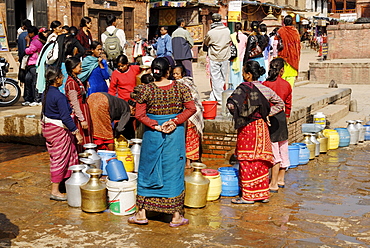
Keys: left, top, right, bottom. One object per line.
{"left": 334, "top": 128, "right": 350, "bottom": 147}
{"left": 106, "top": 157, "right": 128, "bottom": 181}
{"left": 291, "top": 143, "right": 310, "bottom": 165}
{"left": 288, "top": 145, "right": 300, "bottom": 168}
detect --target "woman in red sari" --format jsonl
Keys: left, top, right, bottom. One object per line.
{"left": 227, "top": 60, "right": 284, "bottom": 204}
{"left": 65, "top": 57, "right": 93, "bottom": 151}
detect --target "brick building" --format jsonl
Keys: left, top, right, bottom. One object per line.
{"left": 2, "top": 0, "right": 148, "bottom": 49}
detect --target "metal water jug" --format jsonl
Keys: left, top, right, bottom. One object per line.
{"left": 309, "top": 133, "right": 320, "bottom": 157}
{"left": 317, "top": 131, "right": 328, "bottom": 153}
{"left": 65, "top": 164, "right": 89, "bottom": 207}
{"left": 80, "top": 169, "right": 107, "bottom": 213}
{"left": 83, "top": 143, "right": 102, "bottom": 168}
{"left": 302, "top": 133, "right": 315, "bottom": 159}
{"left": 130, "top": 138, "right": 142, "bottom": 172}
{"left": 346, "top": 120, "right": 359, "bottom": 145}
{"left": 184, "top": 162, "right": 210, "bottom": 208}
{"left": 222, "top": 85, "right": 234, "bottom": 117}
{"left": 355, "top": 120, "right": 365, "bottom": 143}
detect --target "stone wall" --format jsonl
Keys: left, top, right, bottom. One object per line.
{"left": 310, "top": 62, "right": 370, "bottom": 84}
{"left": 327, "top": 23, "right": 370, "bottom": 60}
{"left": 201, "top": 88, "right": 351, "bottom": 163}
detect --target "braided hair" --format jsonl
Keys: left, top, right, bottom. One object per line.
{"left": 65, "top": 57, "right": 86, "bottom": 102}
{"left": 235, "top": 22, "right": 242, "bottom": 43}
{"left": 266, "top": 58, "right": 285, "bottom": 82}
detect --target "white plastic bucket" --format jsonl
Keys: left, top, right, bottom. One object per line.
{"left": 106, "top": 172, "right": 137, "bottom": 216}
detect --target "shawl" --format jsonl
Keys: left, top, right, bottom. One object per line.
{"left": 78, "top": 56, "right": 99, "bottom": 82}
{"left": 177, "top": 77, "right": 204, "bottom": 135}
{"left": 278, "top": 26, "right": 301, "bottom": 71}
{"left": 227, "top": 81, "right": 270, "bottom": 129}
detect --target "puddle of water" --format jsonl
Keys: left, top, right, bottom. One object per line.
{"left": 335, "top": 233, "right": 365, "bottom": 245}
{"left": 299, "top": 195, "right": 370, "bottom": 217}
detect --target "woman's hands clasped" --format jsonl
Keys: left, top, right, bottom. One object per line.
{"left": 154, "top": 120, "right": 177, "bottom": 134}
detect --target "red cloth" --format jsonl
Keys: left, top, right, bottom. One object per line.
{"left": 76, "top": 28, "right": 93, "bottom": 51}
{"left": 42, "top": 123, "right": 78, "bottom": 183}
{"left": 65, "top": 76, "right": 93, "bottom": 151}
{"left": 278, "top": 26, "right": 301, "bottom": 71}
{"left": 185, "top": 121, "right": 200, "bottom": 160}
{"left": 236, "top": 118, "right": 273, "bottom": 201}
{"left": 108, "top": 65, "right": 141, "bottom": 101}
{"left": 263, "top": 76, "right": 292, "bottom": 117}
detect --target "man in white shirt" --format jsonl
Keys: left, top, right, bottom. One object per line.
{"left": 101, "top": 14, "right": 126, "bottom": 56}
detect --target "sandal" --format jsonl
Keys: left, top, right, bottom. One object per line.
{"left": 278, "top": 184, "right": 285, "bottom": 188}
{"left": 50, "top": 194, "right": 67, "bottom": 201}
{"left": 170, "top": 216, "right": 189, "bottom": 227}
{"left": 127, "top": 215, "right": 148, "bottom": 225}
{"left": 231, "top": 197, "right": 255, "bottom": 204}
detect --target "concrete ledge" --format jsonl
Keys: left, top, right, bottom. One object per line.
{"left": 316, "top": 105, "right": 349, "bottom": 127}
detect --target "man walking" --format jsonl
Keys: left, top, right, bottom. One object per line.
{"left": 172, "top": 18, "right": 194, "bottom": 76}
{"left": 203, "top": 13, "right": 231, "bottom": 104}
{"left": 152, "top": 26, "right": 172, "bottom": 57}
{"left": 278, "top": 15, "right": 301, "bottom": 87}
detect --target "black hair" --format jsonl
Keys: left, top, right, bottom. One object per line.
{"left": 151, "top": 57, "right": 170, "bottom": 81}
{"left": 80, "top": 16, "right": 92, "bottom": 28}
{"left": 86, "top": 41, "right": 102, "bottom": 56}
{"left": 160, "top": 26, "right": 168, "bottom": 31}
{"left": 243, "top": 60, "right": 265, "bottom": 81}
{"left": 27, "top": 26, "right": 38, "bottom": 36}
{"left": 106, "top": 14, "right": 117, "bottom": 26}
{"left": 115, "top": 54, "right": 129, "bottom": 66}
{"left": 50, "top": 20, "right": 62, "bottom": 30}
{"left": 251, "top": 21, "right": 260, "bottom": 34}
{"left": 39, "top": 32, "right": 47, "bottom": 42}
{"left": 260, "top": 23, "right": 267, "bottom": 33}
{"left": 141, "top": 74, "right": 155, "bottom": 84}
{"left": 266, "top": 58, "right": 285, "bottom": 82}
{"left": 269, "top": 27, "right": 279, "bottom": 37}
{"left": 174, "top": 64, "right": 186, "bottom": 77}
{"left": 176, "top": 18, "right": 185, "bottom": 26}
{"left": 65, "top": 57, "right": 81, "bottom": 76}
{"left": 42, "top": 66, "right": 63, "bottom": 114}
{"left": 62, "top": 25, "right": 70, "bottom": 32}
{"left": 69, "top": 26, "right": 78, "bottom": 36}
{"left": 22, "top": 19, "right": 32, "bottom": 28}
{"left": 283, "top": 15, "right": 293, "bottom": 26}
{"left": 235, "top": 22, "right": 242, "bottom": 43}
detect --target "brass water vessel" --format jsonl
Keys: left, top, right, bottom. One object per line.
{"left": 80, "top": 169, "right": 107, "bottom": 213}
{"left": 184, "top": 162, "right": 210, "bottom": 208}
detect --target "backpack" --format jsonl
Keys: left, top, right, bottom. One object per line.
{"left": 103, "top": 29, "right": 123, "bottom": 61}
{"left": 229, "top": 41, "right": 238, "bottom": 61}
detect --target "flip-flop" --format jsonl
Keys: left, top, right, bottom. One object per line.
{"left": 261, "top": 199, "right": 269, "bottom": 203}
{"left": 50, "top": 194, "right": 67, "bottom": 201}
{"left": 270, "top": 189, "right": 278, "bottom": 193}
{"left": 170, "top": 216, "right": 189, "bottom": 227}
{"left": 231, "top": 197, "right": 255, "bottom": 204}
{"left": 278, "top": 184, "right": 285, "bottom": 188}
{"left": 128, "top": 215, "right": 148, "bottom": 225}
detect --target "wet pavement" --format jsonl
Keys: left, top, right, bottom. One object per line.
{"left": 1, "top": 142, "right": 370, "bottom": 247}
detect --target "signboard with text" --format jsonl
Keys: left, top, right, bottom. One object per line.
{"left": 228, "top": 1, "right": 242, "bottom": 22}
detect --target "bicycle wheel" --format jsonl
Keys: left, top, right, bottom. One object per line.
{"left": 0, "top": 79, "right": 21, "bottom": 106}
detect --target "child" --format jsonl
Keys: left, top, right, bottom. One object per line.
{"left": 173, "top": 65, "right": 204, "bottom": 168}
{"left": 108, "top": 55, "right": 141, "bottom": 101}
{"left": 65, "top": 57, "right": 93, "bottom": 151}
{"left": 263, "top": 58, "right": 292, "bottom": 192}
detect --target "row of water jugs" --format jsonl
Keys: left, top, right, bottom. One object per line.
{"left": 288, "top": 112, "right": 368, "bottom": 167}
{"left": 65, "top": 139, "right": 142, "bottom": 212}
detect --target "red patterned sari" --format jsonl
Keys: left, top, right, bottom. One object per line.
{"left": 236, "top": 118, "right": 274, "bottom": 201}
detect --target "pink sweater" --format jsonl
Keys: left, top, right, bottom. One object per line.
{"left": 25, "top": 35, "right": 43, "bottom": 66}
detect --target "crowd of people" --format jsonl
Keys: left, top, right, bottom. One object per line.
{"left": 16, "top": 13, "right": 302, "bottom": 227}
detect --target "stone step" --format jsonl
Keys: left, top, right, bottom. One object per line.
{"left": 315, "top": 104, "right": 349, "bottom": 128}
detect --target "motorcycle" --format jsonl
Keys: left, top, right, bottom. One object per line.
{"left": 0, "top": 57, "right": 21, "bottom": 106}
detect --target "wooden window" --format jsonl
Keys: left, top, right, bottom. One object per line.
{"left": 71, "top": 2, "right": 84, "bottom": 27}
{"left": 124, "top": 7, "right": 134, "bottom": 40}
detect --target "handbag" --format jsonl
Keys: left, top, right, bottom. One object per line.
{"left": 277, "top": 34, "right": 284, "bottom": 52}
{"left": 229, "top": 41, "right": 237, "bottom": 61}
{"left": 249, "top": 35, "right": 262, "bottom": 58}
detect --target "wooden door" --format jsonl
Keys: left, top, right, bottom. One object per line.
{"left": 98, "top": 13, "right": 108, "bottom": 42}
{"left": 33, "top": 0, "right": 48, "bottom": 28}
{"left": 71, "top": 2, "right": 84, "bottom": 27}
{"left": 124, "top": 8, "right": 134, "bottom": 40}
{"left": 5, "top": 0, "right": 16, "bottom": 47}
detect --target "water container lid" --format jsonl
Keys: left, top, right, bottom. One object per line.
{"left": 201, "top": 169, "right": 219, "bottom": 176}
{"left": 106, "top": 157, "right": 117, "bottom": 162}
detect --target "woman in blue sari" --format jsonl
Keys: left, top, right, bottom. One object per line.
{"left": 79, "top": 41, "right": 109, "bottom": 95}
{"left": 130, "top": 57, "right": 196, "bottom": 227}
